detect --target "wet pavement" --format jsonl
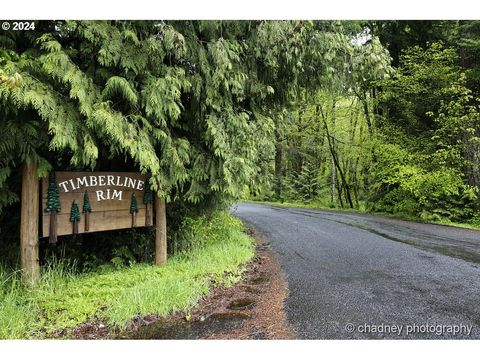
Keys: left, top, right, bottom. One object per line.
{"left": 233, "top": 202, "right": 480, "bottom": 339}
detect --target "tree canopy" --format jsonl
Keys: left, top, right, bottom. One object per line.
{"left": 1, "top": 20, "right": 479, "bottom": 232}
{"left": 1, "top": 21, "right": 366, "bottom": 213}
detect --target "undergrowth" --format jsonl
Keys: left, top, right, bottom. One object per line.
{"left": 0, "top": 211, "right": 254, "bottom": 339}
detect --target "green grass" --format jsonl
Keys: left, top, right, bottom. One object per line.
{"left": 0, "top": 212, "right": 254, "bottom": 339}
{"left": 248, "top": 199, "right": 480, "bottom": 231}
{"left": 0, "top": 269, "right": 39, "bottom": 339}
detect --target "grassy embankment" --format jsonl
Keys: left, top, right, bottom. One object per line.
{"left": 0, "top": 212, "right": 254, "bottom": 339}
{"left": 248, "top": 199, "right": 480, "bottom": 231}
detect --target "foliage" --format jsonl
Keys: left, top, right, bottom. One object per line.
{"left": 142, "top": 183, "right": 152, "bottom": 205}
{"left": 2, "top": 20, "right": 480, "bottom": 309}
{"left": 82, "top": 191, "right": 91, "bottom": 213}
{"left": 266, "top": 90, "right": 377, "bottom": 208}
{"left": 369, "top": 141, "right": 478, "bottom": 221}
{"left": 378, "top": 42, "right": 465, "bottom": 132}
{"left": 129, "top": 192, "right": 138, "bottom": 214}
{"left": 45, "top": 172, "right": 61, "bottom": 212}
{"left": 106, "top": 213, "right": 253, "bottom": 326}
{"left": 0, "top": 267, "right": 38, "bottom": 339}
{"left": 0, "top": 211, "right": 254, "bottom": 338}
{"left": 256, "top": 24, "right": 480, "bottom": 227}
{"left": 371, "top": 42, "right": 480, "bottom": 222}
{"left": 365, "top": 21, "right": 455, "bottom": 67}
{"left": 285, "top": 160, "right": 319, "bottom": 203}
{"left": 168, "top": 210, "right": 244, "bottom": 254}
{"left": 0, "top": 21, "right": 357, "bottom": 266}
{"left": 69, "top": 201, "right": 80, "bottom": 222}
{"left": 69, "top": 228, "right": 156, "bottom": 272}
{"left": 0, "top": 20, "right": 333, "bottom": 213}
{"left": 452, "top": 20, "right": 480, "bottom": 93}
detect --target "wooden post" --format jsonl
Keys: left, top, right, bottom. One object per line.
{"left": 20, "top": 161, "right": 40, "bottom": 285}
{"left": 155, "top": 196, "right": 167, "bottom": 266}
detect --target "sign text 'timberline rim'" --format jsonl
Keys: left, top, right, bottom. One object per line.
{"left": 41, "top": 172, "right": 152, "bottom": 237}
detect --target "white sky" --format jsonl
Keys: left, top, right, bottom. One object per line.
{"left": 1, "top": 0, "right": 479, "bottom": 20}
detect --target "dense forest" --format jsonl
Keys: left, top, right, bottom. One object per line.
{"left": 1, "top": 20, "right": 479, "bottom": 270}
{"left": 255, "top": 21, "right": 480, "bottom": 226}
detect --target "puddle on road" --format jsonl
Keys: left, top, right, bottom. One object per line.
{"left": 120, "top": 312, "right": 249, "bottom": 340}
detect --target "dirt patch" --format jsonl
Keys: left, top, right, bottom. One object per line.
{"left": 227, "top": 298, "right": 256, "bottom": 311}
{"left": 71, "top": 226, "right": 295, "bottom": 340}
{"left": 190, "top": 227, "right": 294, "bottom": 339}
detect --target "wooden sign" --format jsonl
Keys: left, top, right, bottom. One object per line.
{"left": 41, "top": 172, "right": 153, "bottom": 237}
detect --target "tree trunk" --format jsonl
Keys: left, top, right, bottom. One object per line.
{"left": 335, "top": 168, "right": 345, "bottom": 208}
{"left": 72, "top": 220, "right": 78, "bottom": 234}
{"left": 20, "top": 161, "right": 40, "bottom": 286}
{"left": 145, "top": 204, "right": 150, "bottom": 226}
{"left": 330, "top": 99, "right": 338, "bottom": 208}
{"left": 132, "top": 212, "right": 136, "bottom": 227}
{"left": 464, "top": 127, "right": 480, "bottom": 188}
{"left": 361, "top": 97, "right": 373, "bottom": 137}
{"left": 322, "top": 122, "right": 354, "bottom": 208}
{"left": 84, "top": 212, "right": 90, "bottom": 232}
{"left": 49, "top": 210, "right": 58, "bottom": 244}
{"left": 274, "top": 140, "right": 283, "bottom": 201}
{"left": 318, "top": 102, "right": 355, "bottom": 209}
{"left": 331, "top": 157, "right": 337, "bottom": 207}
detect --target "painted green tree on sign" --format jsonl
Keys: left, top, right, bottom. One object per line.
{"left": 45, "top": 172, "right": 61, "bottom": 244}
{"left": 70, "top": 200, "right": 81, "bottom": 234}
{"left": 130, "top": 192, "right": 138, "bottom": 227}
{"left": 143, "top": 183, "right": 153, "bottom": 226}
{"left": 82, "top": 191, "right": 92, "bottom": 231}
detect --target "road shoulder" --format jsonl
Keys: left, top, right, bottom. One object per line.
{"left": 73, "top": 225, "right": 295, "bottom": 340}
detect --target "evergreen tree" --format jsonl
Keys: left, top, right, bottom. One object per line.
{"left": 82, "top": 191, "right": 92, "bottom": 232}
{"left": 0, "top": 20, "right": 343, "bottom": 217}
{"left": 365, "top": 21, "right": 454, "bottom": 67}
{"left": 143, "top": 183, "right": 153, "bottom": 226}
{"left": 294, "top": 162, "right": 319, "bottom": 203}
{"left": 45, "top": 172, "right": 61, "bottom": 244}
{"left": 130, "top": 192, "right": 138, "bottom": 227}
{"left": 456, "top": 20, "right": 480, "bottom": 94}
{"left": 69, "top": 200, "right": 80, "bottom": 235}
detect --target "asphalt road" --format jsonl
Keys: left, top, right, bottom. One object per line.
{"left": 232, "top": 202, "right": 480, "bottom": 339}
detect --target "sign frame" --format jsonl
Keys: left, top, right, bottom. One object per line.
{"left": 41, "top": 171, "right": 154, "bottom": 238}
{"left": 19, "top": 166, "right": 167, "bottom": 285}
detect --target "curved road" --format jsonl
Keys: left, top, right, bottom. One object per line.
{"left": 233, "top": 202, "right": 480, "bottom": 339}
